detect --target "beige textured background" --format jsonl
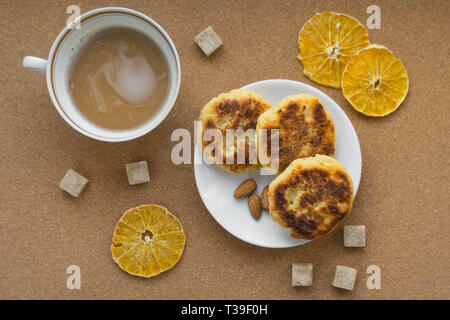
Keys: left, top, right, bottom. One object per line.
{"left": 1, "top": 0, "right": 449, "bottom": 299}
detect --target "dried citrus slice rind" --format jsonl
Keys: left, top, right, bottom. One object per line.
{"left": 298, "top": 12, "right": 370, "bottom": 88}
{"left": 342, "top": 44, "right": 409, "bottom": 116}
{"left": 111, "top": 204, "right": 186, "bottom": 278}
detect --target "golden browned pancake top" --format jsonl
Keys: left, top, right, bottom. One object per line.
{"left": 199, "top": 89, "right": 272, "bottom": 173}
{"left": 257, "top": 94, "right": 336, "bottom": 175}
{"left": 268, "top": 155, "right": 353, "bottom": 240}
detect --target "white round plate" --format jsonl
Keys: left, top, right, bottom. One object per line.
{"left": 194, "top": 79, "right": 361, "bottom": 248}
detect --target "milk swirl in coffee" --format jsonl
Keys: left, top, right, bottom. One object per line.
{"left": 69, "top": 28, "right": 169, "bottom": 130}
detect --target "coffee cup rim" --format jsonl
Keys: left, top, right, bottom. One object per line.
{"left": 46, "top": 7, "right": 181, "bottom": 142}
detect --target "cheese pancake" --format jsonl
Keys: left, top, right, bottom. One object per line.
{"left": 257, "top": 94, "right": 335, "bottom": 175}
{"left": 199, "top": 89, "right": 272, "bottom": 173}
{"left": 268, "top": 155, "right": 353, "bottom": 240}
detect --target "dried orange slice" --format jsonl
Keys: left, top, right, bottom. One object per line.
{"left": 342, "top": 44, "right": 409, "bottom": 116}
{"left": 298, "top": 12, "right": 370, "bottom": 88}
{"left": 111, "top": 204, "right": 186, "bottom": 278}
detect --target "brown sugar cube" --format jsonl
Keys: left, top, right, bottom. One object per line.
{"left": 332, "top": 265, "right": 357, "bottom": 291}
{"left": 344, "top": 225, "right": 366, "bottom": 247}
{"left": 59, "top": 169, "right": 89, "bottom": 197}
{"left": 292, "top": 263, "right": 313, "bottom": 286}
{"left": 195, "top": 26, "right": 223, "bottom": 56}
{"left": 125, "top": 161, "right": 150, "bottom": 185}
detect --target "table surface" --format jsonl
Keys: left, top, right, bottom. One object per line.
{"left": 1, "top": 0, "right": 449, "bottom": 299}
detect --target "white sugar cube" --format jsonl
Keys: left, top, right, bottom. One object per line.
{"left": 195, "top": 26, "right": 223, "bottom": 56}
{"left": 292, "top": 263, "right": 313, "bottom": 286}
{"left": 59, "top": 169, "right": 89, "bottom": 197}
{"left": 344, "top": 225, "right": 366, "bottom": 247}
{"left": 126, "top": 161, "right": 150, "bottom": 185}
{"left": 332, "top": 265, "right": 357, "bottom": 290}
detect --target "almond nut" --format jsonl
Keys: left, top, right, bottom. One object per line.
{"left": 261, "top": 185, "right": 269, "bottom": 210}
{"left": 233, "top": 178, "right": 257, "bottom": 198}
{"left": 248, "top": 194, "right": 262, "bottom": 220}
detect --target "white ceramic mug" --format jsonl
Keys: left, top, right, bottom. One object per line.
{"left": 23, "top": 7, "right": 181, "bottom": 142}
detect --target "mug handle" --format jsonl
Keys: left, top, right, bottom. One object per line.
{"left": 23, "top": 56, "right": 47, "bottom": 74}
